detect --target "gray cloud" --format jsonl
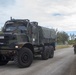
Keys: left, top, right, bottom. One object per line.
{"left": 0, "top": 0, "right": 76, "bottom": 32}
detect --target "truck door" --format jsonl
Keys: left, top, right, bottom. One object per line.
{"left": 27, "top": 24, "right": 32, "bottom": 43}
{"left": 32, "top": 24, "right": 39, "bottom": 45}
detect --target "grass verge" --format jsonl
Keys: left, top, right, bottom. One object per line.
{"left": 56, "top": 45, "right": 72, "bottom": 49}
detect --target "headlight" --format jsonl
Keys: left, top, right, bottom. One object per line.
{"left": 15, "top": 46, "right": 19, "bottom": 48}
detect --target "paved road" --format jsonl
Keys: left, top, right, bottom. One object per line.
{"left": 0, "top": 47, "right": 76, "bottom": 75}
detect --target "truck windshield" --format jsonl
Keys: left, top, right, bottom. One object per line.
{"left": 5, "top": 23, "right": 27, "bottom": 32}
{"left": 18, "top": 25, "right": 27, "bottom": 31}
{"left": 6, "top": 24, "right": 17, "bottom": 31}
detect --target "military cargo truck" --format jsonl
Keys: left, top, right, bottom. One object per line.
{"left": 73, "top": 38, "right": 76, "bottom": 54}
{"left": 0, "top": 18, "right": 56, "bottom": 68}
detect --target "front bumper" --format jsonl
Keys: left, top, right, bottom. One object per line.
{"left": 0, "top": 48, "right": 19, "bottom": 55}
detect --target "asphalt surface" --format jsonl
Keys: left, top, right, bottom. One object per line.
{"left": 0, "top": 47, "right": 76, "bottom": 75}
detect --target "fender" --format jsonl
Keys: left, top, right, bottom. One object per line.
{"left": 16, "top": 42, "right": 34, "bottom": 53}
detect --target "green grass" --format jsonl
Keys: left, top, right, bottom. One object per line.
{"left": 56, "top": 45, "right": 72, "bottom": 49}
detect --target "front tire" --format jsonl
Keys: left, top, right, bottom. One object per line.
{"left": 14, "top": 48, "right": 33, "bottom": 68}
{"left": 0, "top": 55, "right": 9, "bottom": 66}
{"left": 74, "top": 48, "right": 76, "bottom": 54}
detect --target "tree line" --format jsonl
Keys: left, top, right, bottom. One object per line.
{"left": 57, "top": 31, "right": 69, "bottom": 44}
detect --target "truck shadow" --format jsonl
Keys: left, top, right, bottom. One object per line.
{"left": 0, "top": 56, "right": 43, "bottom": 69}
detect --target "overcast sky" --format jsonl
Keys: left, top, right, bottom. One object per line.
{"left": 0, "top": 0, "right": 76, "bottom": 33}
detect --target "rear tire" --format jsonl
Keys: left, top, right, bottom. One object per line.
{"left": 41, "top": 46, "right": 49, "bottom": 60}
{"left": 49, "top": 46, "right": 54, "bottom": 58}
{"left": 14, "top": 48, "right": 33, "bottom": 68}
{"left": 0, "top": 55, "right": 9, "bottom": 66}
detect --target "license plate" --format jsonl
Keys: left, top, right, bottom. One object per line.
{"left": 0, "top": 36, "right": 4, "bottom": 39}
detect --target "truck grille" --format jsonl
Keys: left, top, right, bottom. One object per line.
{"left": 0, "top": 36, "right": 9, "bottom": 46}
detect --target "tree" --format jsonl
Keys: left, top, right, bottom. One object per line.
{"left": 57, "top": 31, "right": 69, "bottom": 44}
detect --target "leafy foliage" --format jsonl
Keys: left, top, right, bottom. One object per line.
{"left": 68, "top": 40, "right": 75, "bottom": 45}
{"left": 57, "top": 31, "right": 69, "bottom": 44}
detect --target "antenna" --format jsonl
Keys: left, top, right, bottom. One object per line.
{"left": 10, "top": 17, "right": 12, "bottom": 20}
